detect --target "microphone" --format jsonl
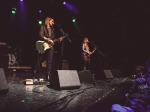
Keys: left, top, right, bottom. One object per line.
{"left": 54, "top": 23, "right": 60, "bottom": 26}
{"left": 54, "top": 23, "right": 62, "bottom": 29}
{"left": 54, "top": 23, "right": 61, "bottom": 28}
{"left": 52, "top": 22, "right": 59, "bottom": 26}
{"left": 50, "top": 22, "right": 54, "bottom": 26}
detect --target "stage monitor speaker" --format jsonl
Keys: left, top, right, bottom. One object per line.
{"left": 50, "top": 70, "right": 81, "bottom": 90}
{"left": 103, "top": 70, "right": 114, "bottom": 79}
{"left": 95, "top": 70, "right": 114, "bottom": 79}
{"left": 0, "top": 68, "right": 9, "bottom": 95}
{"left": 111, "top": 69, "right": 121, "bottom": 77}
{"left": 78, "top": 70, "right": 95, "bottom": 85}
{"left": 116, "top": 69, "right": 124, "bottom": 77}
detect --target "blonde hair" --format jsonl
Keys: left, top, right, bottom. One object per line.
{"left": 83, "top": 37, "right": 88, "bottom": 43}
{"left": 44, "top": 17, "right": 53, "bottom": 25}
{"left": 83, "top": 37, "right": 90, "bottom": 50}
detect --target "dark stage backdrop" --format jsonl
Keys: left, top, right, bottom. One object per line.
{"left": 1, "top": 0, "right": 150, "bottom": 74}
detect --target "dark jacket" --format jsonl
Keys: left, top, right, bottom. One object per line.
{"left": 39, "top": 25, "right": 55, "bottom": 41}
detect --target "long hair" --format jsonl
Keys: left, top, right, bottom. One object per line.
{"left": 83, "top": 37, "right": 89, "bottom": 43}
{"left": 44, "top": 17, "right": 53, "bottom": 25}
{"left": 83, "top": 37, "right": 90, "bottom": 51}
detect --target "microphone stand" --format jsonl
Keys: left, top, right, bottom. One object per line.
{"left": 90, "top": 41, "right": 107, "bottom": 70}
{"left": 60, "top": 29, "right": 72, "bottom": 42}
{"left": 96, "top": 48, "right": 105, "bottom": 57}
{"left": 90, "top": 41, "right": 105, "bottom": 57}
{"left": 57, "top": 24, "right": 72, "bottom": 69}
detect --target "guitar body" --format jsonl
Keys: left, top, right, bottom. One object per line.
{"left": 36, "top": 41, "right": 52, "bottom": 53}
{"left": 82, "top": 47, "right": 97, "bottom": 62}
{"left": 83, "top": 54, "right": 90, "bottom": 62}
{"left": 35, "top": 36, "right": 66, "bottom": 53}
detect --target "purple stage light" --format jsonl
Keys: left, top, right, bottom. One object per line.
{"left": 64, "top": 2, "right": 79, "bottom": 14}
{"left": 63, "top": 1, "right": 66, "bottom": 5}
{"left": 39, "top": 10, "right": 42, "bottom": 13}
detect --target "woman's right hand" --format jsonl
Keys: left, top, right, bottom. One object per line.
{"left": 48, "top": 39, "right": 54, "bottom": 45}
{"left": 88, "top": 52, "right": 92, "bottom": 55}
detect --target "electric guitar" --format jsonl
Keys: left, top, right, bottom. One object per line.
{"left": 36, "top": 36, "right": 65, "bottom": 53}
{"left": 83, "top": 47, "right": 97, "bottom": 62}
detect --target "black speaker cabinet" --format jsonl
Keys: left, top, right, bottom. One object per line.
{"left": 50, "top": 70, "right": 81, "bottom": 90}
{"left": 103, "top": 70, "right": 114, "bottom": 79}
{"left": 111, "top": 69, "right": 121, "bottom": 77}
{"left": 0, "top": 68, "right": 9, "bottom": 95}
{"left": 78, "top": 70, "right": 95, "bottom": 85}
{"left": 95, "top": 69, "right": 114, "bottom": 79}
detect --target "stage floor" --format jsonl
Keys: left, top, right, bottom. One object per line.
{"left": 0, "top": 70, "right": 134, "bottom": 112}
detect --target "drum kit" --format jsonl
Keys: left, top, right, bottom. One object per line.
{"left": 8, "top": 46, "right": 25, "bottom": 66}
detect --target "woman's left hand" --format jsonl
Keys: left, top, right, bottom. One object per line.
{"left": 59, "top": 37, "right": 63, "bottom": 41}
{"left": 89, "top": 52, "right": 92, "bottom": 55}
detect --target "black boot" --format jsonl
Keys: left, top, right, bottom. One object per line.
{"left": 32, "top": 70, "right": 36, "bottom": 78}
{"left": 45, "top": 73, "right": 50, "bottom": 81}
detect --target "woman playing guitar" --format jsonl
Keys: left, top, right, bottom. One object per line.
{"left": 33, "top": 17, "right": 63, "bottom": 80}
{"left": 81, "top": 37, "right": 96, "bottom": 70}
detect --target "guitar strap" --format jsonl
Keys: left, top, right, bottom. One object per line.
{"left": 48, "top": 28, "right": 52, "bottom": 37}
{"left": 45, "top": 26, "right": 55, "bottom": 40}
{"left": 44, "top": 26, "right": 51, "bottom": 39}
{"left": 44, "top": 26, "right": 49, "bottom": 38}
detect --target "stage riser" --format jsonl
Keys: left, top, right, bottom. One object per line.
{"left": 8, "top": 66, "right": 32, "bottom": 70}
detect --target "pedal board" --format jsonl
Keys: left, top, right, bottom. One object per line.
{"left": 25, "top": 78, "right": 50, "bottom": 85}
{"left": 25, "top": 79, "right": 34, "bottom": 85}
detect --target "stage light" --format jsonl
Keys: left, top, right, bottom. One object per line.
{"left": 39, "top": 10, "right": 42, "bottom": 13}
{"left": 72, "top": 18, "right": 76, "bottom": 23}
{"left": 63, "top": 2, "right": 79, "bottom": 14}
{"left": 8, "top": 46, "right": 12, "bottom": 49}
{"left": 38, "top": 20, "right": 42, "bottom": 25}
{"left": 20, "top": 0, "right": 23, "bottom": 1}
{"left": 12, "top": 8, "right": 17, "bottom": 14}
{"left": 63, "top": 1, "right": 66, "bottom": 5}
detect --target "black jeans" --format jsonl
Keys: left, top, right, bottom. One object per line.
{"left": 80, "top": 58, "right": 90, "bottom": 70}
{"left": 34, "top": 47, "right": 54, "bottom": 79}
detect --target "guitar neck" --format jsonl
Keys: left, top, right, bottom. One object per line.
{"left": 53, "top": 36, "right": 65, "bottom": 43}
{"left": 92, "top": 48, "right": 96, "bottom": 53}
{"left": 53, "top": 39, "right": 60, "bottom": 43}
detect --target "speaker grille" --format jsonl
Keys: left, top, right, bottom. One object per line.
{"left": 50, "top": 70, "right": 81, "bottom": 90}
{"left": 0, "top": 68, "right": 9, "bottom": 95}
{"left": 104, "top": 70, "right": 114, "bottom": 79}
{"left": 58, "top": 70, "right": 81, "bottom": 89}
{"left": 78, "top": 70, "right": 95, "bottom": 84}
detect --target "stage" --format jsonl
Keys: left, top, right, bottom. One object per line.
{"left": 0, "top": 68, "right": 134, "bottom": 112}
